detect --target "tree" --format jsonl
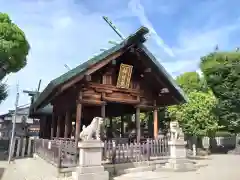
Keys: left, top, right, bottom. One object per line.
{"left": 0, "top": 82, "right": 7, "bottom": 103}
{"left": 175, "top": 71, "right": 208, "bottom": 93}
{"left": 0, "top": 13, "right": 30, "bottom": 79}
{"left": 168, "top": 91, "right": 220, "bottom": 137}
{"left": 200, "top": 52, "right": 240, "bottom": 133}
{"left": 167, "top": 72, "right": 221, "bottom": 137}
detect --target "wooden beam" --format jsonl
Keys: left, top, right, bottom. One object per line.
{"left": 135, "top": 104, "right": 155, "bottom": 109}
{"left": 59, "top": 50, "right": 123, "bottom": 93}
{"left": 79, "top": 99, "right": 106, "bottom": 106}
{"left": 102, "top": 94, "right": 140, "bottom": 104}
{"left": 84, "top": 75, "right": 91, "bottom": 82}
{"left": 59, "top": 75, "right": 84, "bottom": 94}
{"left": 135, "top": 50, "right": 180, "bottom": 104}
{"left": 85, "top": 51, "right": 123, "bottom": 76}
{"left": 89, "top": 83, "right": 140, "bottom": 95}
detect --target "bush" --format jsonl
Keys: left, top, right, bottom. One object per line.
{"left": 215, "top": 131, "right": 234, "bottom": 137}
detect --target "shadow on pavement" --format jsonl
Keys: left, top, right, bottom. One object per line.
{"left": 0, "top": 152, "right": 8, "bottom": 161}
{"left": 0, "top": 168, "right": 5, "bottom": 180}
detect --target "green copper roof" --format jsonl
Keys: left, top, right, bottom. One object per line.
{"left": 31, "top": 26, "right": 187, "bottom": 112}
{"left": 31, "top": 27, "right": 149, "bottom": 110}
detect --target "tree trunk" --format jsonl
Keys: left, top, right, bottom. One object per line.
{"left": 0, "top": 64, "right": 8, "bottom": 80}
{"left": 197, "top": 136, "right": 203, "bottom": 149}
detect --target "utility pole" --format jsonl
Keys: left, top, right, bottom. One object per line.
{"left": 8, "top": 83, "right": 20, "bottom": 163}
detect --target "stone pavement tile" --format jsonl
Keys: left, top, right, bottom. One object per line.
{"left": 0, "top": 159, "right": 73, "bottom": 180}
{"left": 114, "top": 155, "right": 240, "bottom": 180}
{"left": 1, "top": 154, "right": 240, "bottom": 180}
{"left": 0, "top": 161, "right": 26, "bottom": 180}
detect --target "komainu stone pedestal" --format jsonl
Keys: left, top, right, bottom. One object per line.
{"left": 160, "top": 139, "right": 196, "bottom": 172}
{"left": 73, "top": 140, "right": 109, "bottom": 180}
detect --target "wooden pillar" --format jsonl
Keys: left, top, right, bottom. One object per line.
{"left": 47, "top": 116, "right": 52, "bottom": 139}
{"left": 148, "top": 113, "right": 153, "bottom": 138}
{"left": 75, "top": 92, "right": 83, "bottom": 148}
{"left": 64, "top": 111, "right": 71, "bottom": 138}
{"left": 120, "top": 115, "right": 124, "bottom": 137}
{"left": 101, "top": 103, "right": 106, "bottom": 140}
{"left": 56, "top": 115, "right": 61, "bottom": 138}
{"left": 61, "top": 115, "right": 66, "bottom": 137}
{"left": 109, "top": 117, "right": 113, "bottom": 130}
{"left": 101, "top": 103, "right": 106, "bottom": 118}
{"left": 39, "top": 118, "right": 43, "bottom": 138}
{"left": 51, "top": 112, "right": 56, "bottom": 139}
{"left": 42, "top": 117, "right": 47, "bottom": 138}
{"left": 153, "top": 108, "right": 158, "bottom": 139}
{"left": 136, "top": 107, "right": 141, "bottom": 143}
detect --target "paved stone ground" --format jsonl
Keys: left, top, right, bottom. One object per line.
{"left": 114, "top": 155, "right": 240, "bottom": 180}
{"left": 0, "top": 152, "right": 72, "bottom": 180}
{"left": 0, "top": 154, "right": 239, "bottom": 179}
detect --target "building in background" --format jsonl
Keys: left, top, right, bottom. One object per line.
{"left": 0, "top": 105, "right": 40, "bottom": 139}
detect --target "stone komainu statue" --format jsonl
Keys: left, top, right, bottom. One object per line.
{"left": 79, "top": 117, "right": 104, "bottom": 141}
{"left": 170, "top": 121, "right": 184, "bottom": 140}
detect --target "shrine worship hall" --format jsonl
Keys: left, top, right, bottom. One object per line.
{"left": 28, "top": 26, "right": 186, "bottom": 168}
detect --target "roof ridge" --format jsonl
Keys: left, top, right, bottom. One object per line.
{"left": 31, "top": 26, "right": 150, "bottom": 110}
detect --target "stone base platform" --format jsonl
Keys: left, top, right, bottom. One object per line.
{"left": 155, "top": 158, "right": 197, "bottom": 172}
{"left": 73, "top": 166, "right": 109, "bottom": 180}
{"left": 72, "top": 140, "right": 109, "bottom": 180}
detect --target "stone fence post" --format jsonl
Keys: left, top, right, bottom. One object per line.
{"left": 72, "top": 140, "right": 109, "bottom": 180}
{"left": 163, "top": 134, "right": 196, "bottom": 171}
{"left": 159, "top": 124, "right": 196, "bottom": 171}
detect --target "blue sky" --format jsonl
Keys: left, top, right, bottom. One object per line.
{"left": 1, "top": 0, "right": 240, "bottom": 113}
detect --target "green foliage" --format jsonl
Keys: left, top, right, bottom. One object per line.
{"left": 0, "top": 12, "right": 30, "bottom": 74}
{"left": 0, "top": 83, "right": 7, "bottom": 103}
{"left": 168, "top": 91, "right": 220, "bottom": 136}
{"left": 167, "top": 71, "right": 221, "bottom": 136}
{"left": 215, "top": 131, "right": 234, "bottom": 137}
{"left": 176, "top": 71, "right": 208, "bottom": 93}
{"left": 200, "top": 52, "right": 240, "bottom": 133}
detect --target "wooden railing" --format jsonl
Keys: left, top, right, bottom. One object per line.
{"left": 34, "top": 137, "right": 169, "bottom": 168}
{"left": 34, "top": 139, "right": 62, "bottom": 167}
{"left": 34, "top": 138, "right": 78, "bottom": 168}
{"left": 102, "top": 137, "right": 169, "bottom": 164}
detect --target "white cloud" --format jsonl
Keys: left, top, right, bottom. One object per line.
{"left": 53, "top": 16, "right": 73, "bottom": 29}
{"left": 165, "top": 19, "right": 240, "bottom": 76}
{"left": 2, "top": 0, "right": 240, "bottom": 113}
{"left": 128, "top": 0, "right": 175, "bottom": 57}
{"left": 0, "top": 0, "right": 136, "bottom": 113}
